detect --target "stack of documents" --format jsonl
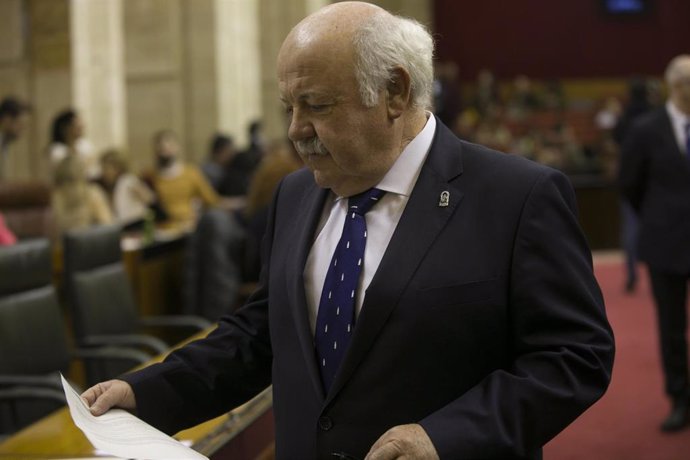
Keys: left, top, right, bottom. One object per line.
{"left": 60, "top": 374, "right": 208, "bottom": 460}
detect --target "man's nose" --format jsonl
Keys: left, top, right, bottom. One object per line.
{"left": 287, "top": 108, "right": 314, "bottom": 142}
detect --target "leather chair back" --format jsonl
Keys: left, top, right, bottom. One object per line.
{"left": 63, "top": 224, "right": 138, "bottom": 343}
{"left": 0, "top": 239, "right": 70, "bottom": 376}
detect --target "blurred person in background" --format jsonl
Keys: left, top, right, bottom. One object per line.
{"left": 433, "top": 61, "right": 462, "bottom": 127}
{"left": 619, "top": 55, "right": 690, "bottom": 432}
{"left": 202, "top": 134, "right": 236, "bottom": 194}
{"left": 473, "top": 68, "right": 501, "bottom": 117}
{"left": 222, "top": 121, "right": 267, "bottom": 197}
{"left": 241, "top": 140, "right": 303, "bottom": 282}
{"left": 506, "top": 75, "right": 541, "bottom": 120}
{"left": 0, "top": 212, "right": 17, "bottom": 246}
{"left": 0, "top": 96, "right": 30, "bottom": 181}
{"left": 0, "top": 96, "right": 30, "bottom": 244}
{"left": 149, "top": 130, "right": 219, "bottom": 229}
{"left": 48, "top": 109, "right": 100, "bottom": 180}
{"left": 52, "top": 155, "right": 112, "bottom": 235}
{"left": 615, "top": 79, "right": 656, "bottom": 293}
{"left": 100, "top": 148, "right": 155, "bottom": 226}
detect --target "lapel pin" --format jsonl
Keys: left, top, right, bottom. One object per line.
{"left": 439, "top": 191, "right": 450, "bottom": 207}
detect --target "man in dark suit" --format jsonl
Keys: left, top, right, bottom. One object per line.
{"left": 83, "top": 3, "right": 614, "bottom": 458}
{"left": 619, "top": 54, "right": 690, "bottom": 432}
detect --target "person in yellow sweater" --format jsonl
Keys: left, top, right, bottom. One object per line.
{"left": 151, "top": 130, "right": 219, "bottom": 229}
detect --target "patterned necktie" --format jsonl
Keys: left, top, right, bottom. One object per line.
{"left": 315, "top": 187, "right": 386, "bottom": 391}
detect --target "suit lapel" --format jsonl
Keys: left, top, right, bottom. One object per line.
{"left": 325, "top": 120, "right": 465, "bottom": 404}
{"left": 286, "top": 181, "right": 329, "bottom": 402}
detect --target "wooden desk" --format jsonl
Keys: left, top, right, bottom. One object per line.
{"left": 0, "top": 329, "right": 275, "bottom": 460}
{"left": 52, "top": 230, "right": 189, "bottom": 318}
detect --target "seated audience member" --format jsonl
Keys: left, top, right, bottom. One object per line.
{"left": 473, "top": 104, "right": 513, "bottom": 152}
{"left": 473, "top": 68, "right": 501, "bottom": 116}
{"left": 201, "top": 134, "right": 236, "bottom": 194}
{"left": 100, "top": 148, "right": 155, "bottom": 226}
{"left": 52, "top": 155, "right": 112, "bottom": 235}
{"left": 542, "top": 79, "right": 566, "bottom": 111}
{"left": 0, "top": 96, "right": 30, "bottom": 181}
{"left": 222, "top": 121, "right": 266, "bottom": 196}
{"left": 507, "top": 75, "right": 541, "bottom": 120}
{"left": 150, "top": 130, "right": 219, "bottom": 228}
{"left": 0, "top": 211, "right": 17, "bottom": 245}
{"left": 47, "top": 109, "right": 100, "bottom": 180}
{"left": 433, "top": 61, "right": 462, "bottom": 127}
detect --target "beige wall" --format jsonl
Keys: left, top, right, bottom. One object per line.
{"left": 71, "top": 0, "right": 127, "bottom": 155}
{"left": 0, "top": 0, "right": 431, "bottom": 180}
{"left": 0, "top": 0, "right": 73, "bottom": 180}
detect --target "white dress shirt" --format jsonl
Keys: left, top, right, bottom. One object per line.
{"left": 304, "top": 114, "right": 437, "bottom": 333}
{"left": 666, "top": 101, "right": 690, "bottom": 154}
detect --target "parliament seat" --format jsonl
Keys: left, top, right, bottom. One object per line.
{"left": 0, "top": 239, "right": 145, "bottom": 435}
{"left": 63, "top": 224, "right": 211, "bottom": 385}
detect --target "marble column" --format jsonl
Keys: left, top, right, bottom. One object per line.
{"left": 70, "top": 0, "right": 127, "bottom": 155}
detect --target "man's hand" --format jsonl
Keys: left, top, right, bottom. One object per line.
{"left": 365, "top": 424, "right": 439, "bottom": 460}
{"left": 81, "top": 380, "right": 136, "bottom": 416}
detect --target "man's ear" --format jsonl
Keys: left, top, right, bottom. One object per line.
{"left": 386, "top": 66, "right": 412, "bottom": 119}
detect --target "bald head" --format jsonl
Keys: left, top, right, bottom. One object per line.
{"left": 278, "top": 1, "right": 433, "bottom": 110}
{"left": 665, "top": 55, "right": 690, "bottom": 114}
{"left": 288, "top": 1, "right": 384, "bottom": 47}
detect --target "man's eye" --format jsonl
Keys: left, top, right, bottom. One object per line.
{"left": 309, "top": 104, "right": 328, "bottom": 112}
{"left": 284, "top": 106, "right": 294, "bottom": 116}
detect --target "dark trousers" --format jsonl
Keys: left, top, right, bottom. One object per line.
{"left": 648, "top": 267, "right": 689, "bottom": 399}
{"left": 621, "top": 201, "right": 639, "bottom": 285}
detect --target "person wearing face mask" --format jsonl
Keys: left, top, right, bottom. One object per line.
{"left": 150, "top": 130, "right": 219, "bottom": 230}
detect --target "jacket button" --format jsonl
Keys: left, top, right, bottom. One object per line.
{"left": 318, "top": 416, "right": 333, "bottom": 431}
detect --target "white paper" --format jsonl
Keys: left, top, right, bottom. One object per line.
{"left": 60, "top": 374, "right": 208, "bottom": 460}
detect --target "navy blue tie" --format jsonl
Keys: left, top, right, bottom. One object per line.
{"left": 315, "top": 188, "right": 386, "bottom": 391}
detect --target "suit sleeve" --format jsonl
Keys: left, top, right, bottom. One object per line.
{"left": 618, "top": 121, "right": 649, "bottom": 212}
{"left": 420, "top": 169, "right": 615, "bottom": 458}
{"left": 120, "top": 181, "right": 280, "bottom": 435}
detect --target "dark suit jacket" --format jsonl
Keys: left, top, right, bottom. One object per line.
{"left": 619, "top": 107, "right": 690, "bottom": 274}
{"left": 125, "top": 119, "right": 614, "bottom": 459}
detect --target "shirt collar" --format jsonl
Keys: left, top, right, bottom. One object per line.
{"left": 667, "top": 100, "right": 690, "bottom": 127}
{"left": 376, "top": 112, "right": 436, "bottom": 197}
{"left": 332, "top": 113, "right": 436, "bottom": 203}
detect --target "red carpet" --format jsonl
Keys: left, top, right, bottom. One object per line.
{"left": 544, "top": 258, "right": 690, "bottom": 459}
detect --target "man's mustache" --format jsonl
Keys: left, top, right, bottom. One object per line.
{"left": 295, "top": 137, "right": 328, "bottom": 156}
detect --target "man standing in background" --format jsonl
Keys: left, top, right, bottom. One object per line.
{"left": 0, "top": 96, "right": 29, "bottom": 181}
{"left": 619, "top": 54, "right": 690, "bottom": 432}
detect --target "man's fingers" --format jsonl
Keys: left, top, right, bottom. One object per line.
{"left": 365, "top": 428, "right": 392, "bottom": 460}
{"left": 81, "top": 381, "right": 109, "bottom": 408}
{"left": 80, "top": 380, "right": 135, "bottom": 416}
{"left": 365, "top": 441, "right": 401, "bottom": 460}
{"left": 365, "top": 424, "right": 438, "bottom": 460}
